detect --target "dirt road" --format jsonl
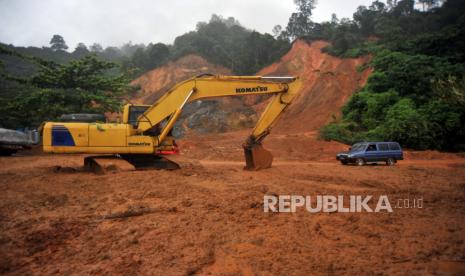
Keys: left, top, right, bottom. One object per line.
{"left": 1, "top": 133, "right": 465, "bottom": 275}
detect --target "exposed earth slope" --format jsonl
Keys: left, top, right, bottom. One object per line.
{"left": 257, "top": 40, "right": 371, "bottom": 133}
{"left": 132, "top": 54, "right": 231, "bottom": 104}
{"left": 131, "top": 40, "right": 371, "bottom": 137}
{"left": 131, "top": 55, "right": 257, "bottom": 135}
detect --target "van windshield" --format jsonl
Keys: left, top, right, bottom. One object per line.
{"left": 350, "top": 143, "right": 366, "bottom": 152}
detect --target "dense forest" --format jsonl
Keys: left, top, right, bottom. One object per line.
{"left": 0, "top": 14, "right": 291, "bottom": 78}
{"left": 121, "top": 15, "right": 291, "bottom": 75}
{"left": 312, "top": 0, "right": 465, "bottom": 151}
{"left": 0, "top": 47, "right": 133, "bottom": 127}
{"left": 1, "top": 0, "right": 464, "bottom": 151}
{"left": 0, "top": 36, "right": 145, "bottom": 128}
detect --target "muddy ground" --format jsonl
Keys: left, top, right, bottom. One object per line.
{"left": 1, "top": 132, "right": 465, "bottom": 275}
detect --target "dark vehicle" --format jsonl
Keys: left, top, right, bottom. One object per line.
{"left": 336, "top": 142, "right": 403, "bottom": 166}
{"left": 0, "top": 128, "right": 38, "bottom": 156}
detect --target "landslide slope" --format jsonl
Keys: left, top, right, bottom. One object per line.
{"left": 131, "top": 41, "right": 371, "bottom": 137}
{"left": 257, "top": 40, "right": 372, "bottom": 133}
{"left": 132, "top": 54, "right": 231, "bottom": 104}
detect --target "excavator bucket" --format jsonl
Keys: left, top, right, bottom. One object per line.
{"left": 243, "top": 144, "right": 274, "bottom": 171}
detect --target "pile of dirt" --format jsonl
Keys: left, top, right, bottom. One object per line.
{"left": 256, "top": 40, "right": 372, "bottom": 133}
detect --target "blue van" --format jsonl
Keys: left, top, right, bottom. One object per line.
{"left": 336, "top": 142, "right": 403, "bottom": 166}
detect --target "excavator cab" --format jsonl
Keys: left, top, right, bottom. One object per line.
{"left": 124, "top": 104, "right": 178, "bottom": 154}
{"left": 123, "top": 104, "right": 150, "bottom": 127}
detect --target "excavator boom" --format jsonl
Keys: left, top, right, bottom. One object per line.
{"left": 135, "top": 75, "right": 301, "bottom": 170}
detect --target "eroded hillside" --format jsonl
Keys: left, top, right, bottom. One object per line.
{"left": 131, "top": 55, "right": 256, "bottom": 135}
{"left": 132, "top": 54, "right": 231, "bottom": 104}
{"left": 131, "top": 40, "right": 371, "bottom": 136}
{"left": 257, "top": 40, "right": 372, "bottom": 133}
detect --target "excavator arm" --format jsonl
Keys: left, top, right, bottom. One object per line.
{"left": 136, "top": 75, "right": 301, "bottom": 170}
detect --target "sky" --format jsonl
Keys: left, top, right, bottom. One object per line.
{"left": 0, "top": 0, "right": 376, "bottom": 49}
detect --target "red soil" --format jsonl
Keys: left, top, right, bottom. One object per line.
{"left": 131, "top": 40, "right": 371, "bottom": 135}
{"left": 1, "top": 136, "right": 465, "bottom": 275}
{"left": 257, "top": 40, "right": 372, "bottom": 133}
{"left": 131, "top": 54, "right": 231, "bottom": 104}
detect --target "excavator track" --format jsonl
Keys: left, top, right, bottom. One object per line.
{"left": 120, "top": 154, "right": 180, "bottom": 170}
{"left": 84, "top": 154, "right": 181, "bottom": 174}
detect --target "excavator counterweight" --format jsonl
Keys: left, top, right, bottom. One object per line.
{"left": 42, "top": 75, "right": 301, "bottom": 172}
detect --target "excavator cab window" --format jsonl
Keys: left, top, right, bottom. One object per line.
{"left": 128, "top": 106, "right": 150, "bottom": 128}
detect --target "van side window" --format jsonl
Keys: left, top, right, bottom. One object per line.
{"left": 366, "top": 144, "right": 377, "bottom": 151}
{"left": 378, "top": 144, "right": 389, "bottom": 151}
{"left": 389, "top": 143, "right": 400, "bottom": 150}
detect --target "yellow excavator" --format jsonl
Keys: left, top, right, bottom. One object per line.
{"left": 42, "top": 75, "right": 301, "bottom": 171}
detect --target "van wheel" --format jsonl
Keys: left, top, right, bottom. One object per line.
{"left": 386, "top": 158, "right": 395, "bottom": 166}
{"left": 341, "top": 160, "right": 348, "bottom": 165}
{"left": 356, "top": 158, "right": 365, "bottom": 166}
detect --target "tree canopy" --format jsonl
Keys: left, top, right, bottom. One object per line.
{"left": 120, "top": 15, "right": 290, "bottom": 76}
{"left": 0, "top": 49, "right": 132, "bottom": 128}
{"left": 49, "top": 34, "right": 68, "bottom": 51}
{"left": 318, "top": 0, "right": 465, "bottom": 151}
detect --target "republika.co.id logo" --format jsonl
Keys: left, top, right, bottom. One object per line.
{"left": 264, "top": 195, "right": 423, "bottom": 213}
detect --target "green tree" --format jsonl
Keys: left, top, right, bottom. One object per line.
{"left": 89, "top": 43, "right": 103, "bottom": 53}
{"left": 353, "top": 1, "right": 386, "bottom": 37}
{"left": 432, "top": 76, "right": 465, "bottom": 106}
{"left": 418, "top": 0, "right": 439, "bottom": 11}
{"left": 49, "top": 34, "right": 68, "bottom": 51}
{"left": 131, "top": 48, "right": 147, "bottom": 70}
{"left": 170, "top": 14, "right": 290, "bottom": 74}
{"left": 0, "top": 53, "right": 131, "bottom": 128}
{"left": 379, "top": 99, "right": 431, "bottom": 149}
{"left": 73, "top": 42, "right": 89, "bottom": 58}
{"left": 145, "top": 43, "right": 169, "bottom": 69}
{"left": 284, "top": 0, "right": 317, "bottom": 40}
{"left": 100, "top": 47, "right": 123, "bottom": 61}
{"left": 272, "top": 25, "right": 282, "bottom": 38}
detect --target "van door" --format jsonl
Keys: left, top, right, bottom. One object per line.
{"left": 364, "top": 143, "right": 378, "bottom": 162}
{"left": 378, "top": 143, "right": 390, "bottom": 161}
{"left": 388, "top": 142, "right": 402, "bottom": 159}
